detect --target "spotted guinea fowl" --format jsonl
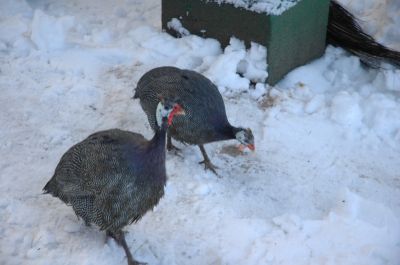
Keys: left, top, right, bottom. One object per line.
{"left": 43, "top": 99, "right": 185, "bottom": 265}
{"left": 134, "top": 66, "right": 254, "bottom": 174}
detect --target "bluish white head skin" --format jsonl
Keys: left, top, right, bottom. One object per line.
{"left": 235, "top": 128, "right": 255, "bottom": 151}
{"left": 156, "top": 100, "right": 185, "bottom": 127}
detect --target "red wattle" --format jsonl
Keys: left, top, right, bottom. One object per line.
{"left": 168, "top": 109, "right": 178, "bottom": 125}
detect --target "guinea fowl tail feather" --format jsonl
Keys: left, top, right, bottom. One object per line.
{"left": 327, "top": 0, "right": 400, "bottom": 68}
{"left": 43, "top": 177, "right": 62, "bottom": 196}
{"left": 133, "top": 89, "right": 139, "bottom": 99}
{"left": 43, "top": 179, "right": 53, "bottom": 193}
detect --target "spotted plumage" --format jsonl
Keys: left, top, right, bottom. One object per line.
{"left": 44, "top": 129, "right": 165, "bottom": 231}
{"left": 43, "top": 100, "right": 185, "bottom": 265}
{"left": 134, "top": 66, "right": 254, "bottom": 174}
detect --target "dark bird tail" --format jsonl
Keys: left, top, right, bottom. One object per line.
{"left": 43, "top": 178, "right": 58, "bottom": 196}
{"left": 133, "top": 89, "right": 139, "bottom": 99}
{"left": 327, "top": 0, "right": 400, "bottom": 68}
{"left": 43, "top": 179, "right": 53, "bottom": 194}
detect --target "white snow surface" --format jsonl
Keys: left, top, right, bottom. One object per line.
{"left": 208, "top": 0, "right": 301, "bottom": 15}
{"left": 1, "top": 0, "right": 400, "bottom": 265}
{"left": 167, "top": 18, "right": 190, "bottom": 37}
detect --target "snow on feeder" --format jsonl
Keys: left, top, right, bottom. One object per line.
{"left": 162, "top": 0, "right": 330, "bottom": 85}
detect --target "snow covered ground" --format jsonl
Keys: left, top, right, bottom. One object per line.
{"left": 210, "top": 0, "right": 301, "bottom": 15}
{"left": 1, "top": 0, "right": 399, "bottom": 264}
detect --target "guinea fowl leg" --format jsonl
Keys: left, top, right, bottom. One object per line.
{"left": 198, "top": 145, "right": 219, "bottom": 175}
{"left": 167, "top": 133, "right": 181, "bottom": 152}
{"left": 167, "top": 133, "right": 183, "bottom": 158}
{"left": 107, "top": 230, "right": 146, "bottom": 265}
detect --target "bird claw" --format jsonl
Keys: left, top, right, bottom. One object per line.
{"left": 167, "top": 143, "right": 181, "bottom": 152}
{"left": 167, "top": 143, "right": 183, "bottom": 157}
{"left": 106, "top": 231, "right": 146, "bottom": 265}
{"left": 199, "top": 160, "right": 220, "bottom": 176}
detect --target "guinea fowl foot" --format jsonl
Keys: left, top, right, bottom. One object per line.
{"left": 199, "top": 159, "right": 219, "bottom": 175}
{"left": 107, "top": 231, "right": 146, "bottom": 265}
{"left": 167, "top": 142, "right": 181, "bottom": 152}
{"left": 167, "top": 142, "right": 183, "bottom": 158}
{"left": 167, "top": 136, "right": 183, "bottom": 157}
{"left": 198, "top": 145, "right": 220, "bottom": 176}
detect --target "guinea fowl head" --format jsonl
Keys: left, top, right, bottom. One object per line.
{"left": 235, "top": 128, "right": 255, "bottom": 151}
{"left": 156, "top": 98, "right": 185, "bottom": 128}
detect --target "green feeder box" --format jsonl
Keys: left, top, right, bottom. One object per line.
{"left": 162, "top": 0, "right": 330, "bottom": 85}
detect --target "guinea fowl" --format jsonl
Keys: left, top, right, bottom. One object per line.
{"left": 134, "top": 66, "right": 254, "bottom": 174}
{"left": 43, "top": 99, "right": 185, "bottom": 265}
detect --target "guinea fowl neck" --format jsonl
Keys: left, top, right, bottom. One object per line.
{"left": 218, "top": 124, "right": 241, "bottom": 141}
{"left": 149, "top": 120, "right": 168, "bottom": 154}
{"left": 137, "top": 121, "right": 167, "bottom": 184}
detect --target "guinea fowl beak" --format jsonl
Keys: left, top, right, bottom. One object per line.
{"left": 168, "top": 104, "right": 186, "bottom": 125}
{"left": 247, "top": 144, "right": 255, "bottom": 151}
{"left": 238, "top": 144, "right": 255, "bottom": 152}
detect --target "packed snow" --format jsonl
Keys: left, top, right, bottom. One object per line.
{"left": 1, "top": 0, "right": 399, "bottom": 265}
{"left": 209, "top": 0, "right": 301, "bottom": 15}
{"left": 167, "top": 18, "right": 190, "bottom": 37}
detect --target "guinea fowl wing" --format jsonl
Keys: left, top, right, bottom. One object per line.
{"left": 47, "top": 129, "right": 147, "bottom": 195}
{"left": 134, "top": 66, "right": 181, "bottom": 99}
{"left": 135, "top": 67, "right": 230, "bottom": 144}
{"left": 93, "top": 173, "right": 164, "bottom": 231}
{"left": 44, "top": 129, "right": 153, "bottom": 229}
{"left": 169, "top": 69, "right": 231, "bottom": 143}
{"left": 136, "top": 71, "right": 187, "bottom": 131}
{"left": 180, "top": 69, "right": 229, "bottom": 124}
